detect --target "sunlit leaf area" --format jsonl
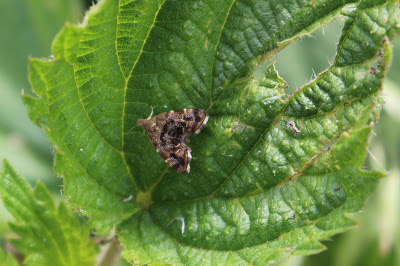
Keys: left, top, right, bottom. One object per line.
{"left": 0, "top": 0, "right": 399, "bottom": 265}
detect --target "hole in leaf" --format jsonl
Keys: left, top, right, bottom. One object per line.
{"left": 274, "top": 18, "right": 344, "bottom": 93}
{"left": 82, "top": 0, "right": 99, "bottom": 10}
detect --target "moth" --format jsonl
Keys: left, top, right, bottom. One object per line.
{"left": 137, "top": 109, "right": 209, "bottom": 174}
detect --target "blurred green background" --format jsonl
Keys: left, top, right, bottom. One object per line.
{"left": 0, "top": 1, "right": 398, "bottom": 265}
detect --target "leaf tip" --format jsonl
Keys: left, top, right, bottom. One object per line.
{"left": 2, "top": 159, "right": 14, "bottom": 176}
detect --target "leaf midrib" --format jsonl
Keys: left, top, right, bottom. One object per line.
{"left": 120, "top": 0, "right": 166, "bottom": 193}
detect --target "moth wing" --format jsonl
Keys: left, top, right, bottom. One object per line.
{"left": 164, "top": 143, "right": 191, "bottom": 174}
{"left": 138, "top": 108, "right": 208, "bottom": 174}
{"left": 179, "top": 109, "right": 209, "bottom": 135}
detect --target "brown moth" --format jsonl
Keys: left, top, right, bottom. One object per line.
{"left": 137, "top": 109, "right": 209, "bottom": 174}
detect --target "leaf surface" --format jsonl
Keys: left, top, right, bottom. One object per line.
{"left": 0, "top": 247, "right": 18, "bottom": 266}
{"left": 0, "top": 160, "right": 97, "bottom": 266}
{"left": 24, "top": 0, "right": 400, "bottom": 264}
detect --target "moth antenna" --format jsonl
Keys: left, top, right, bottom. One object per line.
{"left": 129, "top": 106, "right": 154, "bottom": 132}
{"left": 128, "top": 124, "right": 140, "bottom": 133}
{"left": 146, "top": 106, "right": 154, "bottom": 120}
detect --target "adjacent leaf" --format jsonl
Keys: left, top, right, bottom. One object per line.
{"left": 24, "top": 0, "right": 400, "bottom": 265}
{"left": 0, "top": 160, "right": 97, "bottom": 266}
{"left": 0, "top": 247, "right": 18, "bottom": 266}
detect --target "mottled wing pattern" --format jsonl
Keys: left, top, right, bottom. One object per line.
{"left": 162, "top": 143, "right": 191, "bottom": 174}
{"left": 170, "top": 109, "right": 209, "bottom": 135}
{"left": 137, "top": 109, "right": 209, "bottom": 174}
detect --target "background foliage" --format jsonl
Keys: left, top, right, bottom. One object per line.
{"left": 0, "top": 0, "right": 399, "bottom": 265}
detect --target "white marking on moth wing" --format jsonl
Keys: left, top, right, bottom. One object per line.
{"left": 185, "top": 150, "right": 192, "bottom": 173}
{"left": 194, "top": 115, "right": 209, "bottom": 134}
{"left": 186, "top": 163, "right": 190, "bottom": 173}
{"left": 202, "top": 115, "right": 209, "bottom": 126}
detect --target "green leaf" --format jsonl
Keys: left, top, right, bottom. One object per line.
{"left": 0, "top": 160, "right": 97, "bottom": 266}
{"left": 0, "top": 247, "right": 18, "bottom": 266}
{"left": 24, "top": 0, "right": 400, "bottom": 264}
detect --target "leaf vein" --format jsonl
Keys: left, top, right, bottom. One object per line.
{"left": 121, "top": 0, "right": 166, "bottom": 189}
{"left": 209, "top": 0, "right": 237, "bottom": 106}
